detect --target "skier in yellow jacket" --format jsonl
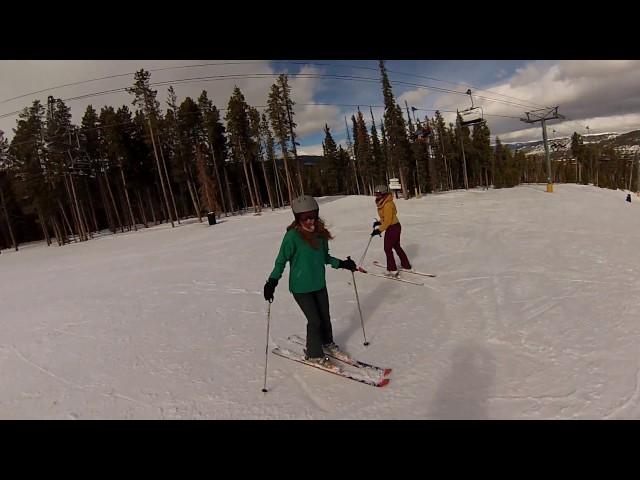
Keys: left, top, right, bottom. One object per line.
{"left": 370, "top": 184, "right": 412, "bottom": 277}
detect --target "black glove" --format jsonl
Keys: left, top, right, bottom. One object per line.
{"left": 373, "top": 220, "right": 381, "bottom": 228}
{"left": 370, "top": 228, "right": 381, "bottom": 237}
{"left": 338, "top": 257, "right": 357, "bottom": 272}
{"left": 263, "top": 277, "right": 278, "bottom": 302}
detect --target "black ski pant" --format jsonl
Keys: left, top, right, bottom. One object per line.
{"left": 292, "top": 287, "right": 333, "bottom": 358}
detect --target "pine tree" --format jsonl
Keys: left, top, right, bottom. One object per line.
{"left": 225, "top": 86, "right": 260, "bottom": 213}
{"left": 355, "top": 110, "right": 373, "bottom": 194}
{"left": 0, "top": 135, "right": 18, "bottom": 251}
{"left": 571, "top": 132, "right": 585, "bottom": 184}
{"left": 379, "top": 60, "right": 412, "bottom": 199}
{"left": 277, "top": 74, "right": 304, "bottom": 194}
{"left": 267, "top": 82, "right": 295, "bottom": 204}
{"left": 195, "top": 143, "right": 218, "bottom": 215}
{"left": 198, "top": 91, "right": 229, "bottom": 215}
{"left": 260, "top": 113, "right": 283, "bottom": 208}
{"left": 369, "top": 108, "right": 386, "bottom": 186}
{"left": 337, "top": 145, "right": 350, "bottom": 194}
{"left": 322, "top": 124, "right": 340, "bottom": 194}
{"left": 472, "top": 121, "right": 492, "bottom": 188}
{"left": 126, "top": 69, "right": 174, "bottom": 226}
{"left": 199, "top": 95, "right": 234, "bottom": 213}
{"left": 248, "top": 106, "right": 266, "bottom": 210}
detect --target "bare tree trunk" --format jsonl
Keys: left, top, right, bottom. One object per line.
{"left": 239, "top": 173, "right": 249, "bottom": 213}
{"left": 238, "top": 142, "right": 258, "bottom": 214}
{"left": 119, "top": 165, "right": 137, "bottom": 231}
{"left": 146, "top": 188, "right": 157, "bottom": 225}
{"left": 272, "top": 157, "right": 284, "bottom": 207}
{"left": 37, "top": 209, "right": 51, "bottom": 246}
{"left": 399, "top": 165, "right": 409, "bottom": 200}
{"left": 136, "top": 190, "right": 148, "bottom": 228}
{"left": 104, "top": 172, "right": 123, "bottom": 233}
{"left": 260, "top": 158, "right": 275, "bottom": 210}
{"left": 63, "top": 174, "right": 81, "bottom": 240}
{"left": 67, "top": 171, "right": 87, "bottom": 241}
{"left": 84, "top": 177, "right": 99, "bottom": 232}
{"left": 248, "top": 159, "right": 262, "bottom": 212}
{"left": 277, "top": 140, "right": 296, "bottom": 203}
{"left": 157, "top": 138, "right": 180, "bottom": 224}
{"left": 59, "top": 206, "right": 70, "bottom": 243}
{"left": 222, "top": 162, "right": 235, "bottom": 214}
{"left": 0, "top": 186, "right": 18, "bottom": 250}
{"left": 97, "top": 174, "right": 115, "bottom": 233}
{"left": 186, "top": 176, "right": 201, "bottom": 221}
{"left": 208, "top": 139, "right": 228, "bottom": 215}
{"left": 58, "top": 200, "right": 74, "bottom": 243}
{"left": 79, "top": 201, "right": 92, "bottom": 239}
{"left": 185, "top": 159, "right": 202, "bottom": 218}
{"left": 50, "top": 216, "right": 62, "bottom": 246}
{"left": 147, "top": 119, "right": 174, "bottom": 227}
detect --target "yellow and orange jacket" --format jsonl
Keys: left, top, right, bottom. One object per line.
{"left": 376, "top": 193, "right": 400, "bottom": 233}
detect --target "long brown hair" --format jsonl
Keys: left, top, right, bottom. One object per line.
{"left": 287, "top": 217, "right": 333, "bottom": 249}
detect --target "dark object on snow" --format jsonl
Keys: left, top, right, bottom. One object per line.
{"left": 626, "top": 194, "right": 632, "bottom": 203}
{"left": 207, "top": 212, "right": 217, "bottom": 225}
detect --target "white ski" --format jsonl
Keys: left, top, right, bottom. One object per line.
{"left": 357, "top": 268, "right": 424, "bottom": 286}
{"left": 372, "top": 261, "right": 436, "bottom": 277}
{"left": 272, "top": 347, "right": 390, "bottom": 388}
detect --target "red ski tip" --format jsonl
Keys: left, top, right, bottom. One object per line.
{"left": 378, "top": 378, "right": 390, "bottom": 387}
{"left": 383, "top": 368, "right": 393, "bottom": 377}
{"left": 357, "top": 266, "right": 368, "bottom": 273}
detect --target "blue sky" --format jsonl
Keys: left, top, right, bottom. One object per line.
{"left": 2, "top": 60, "right": 640, "bottom": 153}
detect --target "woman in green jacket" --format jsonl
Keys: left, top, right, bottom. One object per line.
{"left": 263, "top": 195, "right": 356, "bottom": 367}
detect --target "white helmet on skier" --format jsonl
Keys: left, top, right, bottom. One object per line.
{"left": 291, "top": 195, "right": 319, "bottom": 215}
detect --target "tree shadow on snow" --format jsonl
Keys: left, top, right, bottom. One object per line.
{"left": 429, "top": 341, "right": 496, "bottom": 419}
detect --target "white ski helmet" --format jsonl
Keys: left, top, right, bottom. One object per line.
{"left": 291, "top": 195, "right": 319, "bottom": 214}
{"left": 374, "top": 184, "right": 389, "bottom": 194}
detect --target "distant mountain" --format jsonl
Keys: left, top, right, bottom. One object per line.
{"left": 274, "top": 155, "right": 323, "bottom": 167}
{"left": 500, "top": 130, "right": 640, "bottom": 157}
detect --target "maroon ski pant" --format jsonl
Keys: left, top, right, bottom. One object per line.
{"left": 384, "top": 223, "right": 411, "bottom": 271}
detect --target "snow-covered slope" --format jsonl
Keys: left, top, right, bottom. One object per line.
{"left": 2, "top": 184, "right": 640, "bottom": 419}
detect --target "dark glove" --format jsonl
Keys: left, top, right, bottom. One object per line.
{"left": 263, "top": 277, "right": 278, "bottom": 302}
{"left": 338, "top": 257, "right": 357, "bottom": 272}
{"left": 370, "top": 228, "right": 381, "bottom": 237}
{"left": 373, "top": 220, "right": 381, "bottom": 228}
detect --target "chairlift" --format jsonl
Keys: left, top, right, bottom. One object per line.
{"left": 413, "top": 123, "right": 433, "bottom": 143}
{"left": 458, "top": 89, "right": 484, "bottom": 127}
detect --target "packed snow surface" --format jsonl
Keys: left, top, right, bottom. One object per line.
{"left": 2, "top": 184, "right": 640, "bottom": 419}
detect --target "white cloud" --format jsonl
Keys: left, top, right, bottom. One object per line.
{"left": 398, "top": 88, "right": 429, "bottom": 108}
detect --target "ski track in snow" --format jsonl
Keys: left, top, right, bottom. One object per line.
{"left": 603, "top": 365, "right": 640, "bottom": 419}
{"left": 11, "top": 345, "right": 154, "bottom": 412}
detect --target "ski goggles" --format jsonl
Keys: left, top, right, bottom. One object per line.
{"left": 298, "top": 211, "right": 318, "bottom": 222}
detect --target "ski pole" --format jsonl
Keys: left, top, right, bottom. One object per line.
{"left": 358, "top": 236, "right": 373, "bottom": 268}
{"left": 348, "top": 256, "right": 369, "bottom": 346}
{"left": 262, "top": 300, "right": 272, "bottom": 393}
{"left": 357, "top": 219, "right": 380, "bottom": 267}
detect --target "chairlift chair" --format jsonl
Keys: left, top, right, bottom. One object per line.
{"left": 458, "top": 89, "right": 485, "bottom": 127}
